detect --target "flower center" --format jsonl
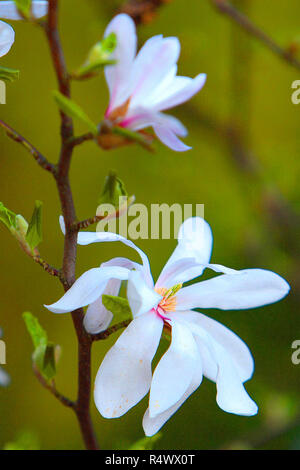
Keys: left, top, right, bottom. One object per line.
{"left": 155, "top": 284, "right": 182, "bottom": 314}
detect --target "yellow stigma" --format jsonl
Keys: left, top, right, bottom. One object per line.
{"left": 155, "top": 284, "right": 182, "bottom": 313}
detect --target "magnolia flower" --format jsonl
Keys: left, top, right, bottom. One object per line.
{"left": 45, "top": 217, "right": 290, "bottom": 435}
{"left": 103, "top": 14, "right": 206, "bottom": 151}
{"left": 0, "top": 328, "right": 10, "bottom": 387}
{"left": 0, "top": 1, "right": 48, "bottom": 57}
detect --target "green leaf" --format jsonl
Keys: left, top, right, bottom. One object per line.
{"left": 41, "top": 342, "right": 57, "bottom": 381}
{"left": 74, "top": 33, "right": 117, "bottom": 79}
{"left": 25, "top": 200, "right": 43, "bottom": 250}
{"left": 53, "top": 91, "right": 98, "bottom": 135}
{"left": 13, "top": 0, "right": 31, "bottom": 16}
{"left": 102, "top": 295, "right": 132, "bottom": 320}
{"left": 129, "top": 433, "right": 162, "bottom": 450}
{"left": 0, "top": 66, "right": 19, "bottom": 82}
{"left": 98, "top": 171, "right": 128, "bottom": 207}
{"left": 0, "top": 202, "right": 17, "bottom": 231}
{"left": 23, "top": 312, "right": 47, "bottom": 350}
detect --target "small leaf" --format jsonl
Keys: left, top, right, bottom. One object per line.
{"left": 0, "top": 66, "right": 19, "bottom": 82}
{"left": 42, "top": 342, "right": 57, "bottom": 381}
{"left": 0, "top": 202, "right": 17, "bottom": 231}
{"left": 53, "top": 91, "right": 98, "bottom": 135}
{"left": 102, "top": 295, "right": 132, "bottom": 319}
{"left": 98, "top": 171, "right": 128, "bottom": 207}
{"left": 23, "top": 312, "right": 47, "bottom": 350}
{"left": 26, "top": 200, "right": 43, "bottom": 250}
{"left": 129, "top": 433, "right": 162, "bottom": 450}
{"left": 13, "top": 0, "right": 32, "bottom": 17}
{"left": 73, "top": 33, "right": 117, "bottom": 79}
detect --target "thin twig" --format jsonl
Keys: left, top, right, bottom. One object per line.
{"left": 33, "top": 364, "right": 75, "bottom": 409}
{"left": 119, "top": 0, "right": 171, "bottom": 24}
{"left": 68, "top": 133, "right": 95, "bottom": 148}
{"left": 209, "top": 0, "right": 300, "bottom": 70}
{"left": 0, "top": 119, "right": 57, "bottom": 175}
{"left": 93, "top": 320, "right": 131, "bottom": 342}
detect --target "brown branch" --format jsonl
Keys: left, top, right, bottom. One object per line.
{"left": 0, "top": 119, "right": 57, "bottom": 175}
{"left": 209, "top": 0, "right": 300, "bottom": 70}
{"left": 68, "top": 133, "right": 95, "bottom": 148}
{"left": 33, "top": 364, "right": 75, "bottom": 409}
{"left": 119, "top": 0, "right": 171, "bottom": 25}
{"left": 93, "top": 319, "right": 131, "bottom": 342}
{"left": 43, "top": 0, "right": 99, "bottom": 451}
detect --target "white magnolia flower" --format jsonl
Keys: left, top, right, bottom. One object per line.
{"left": 103, "top": 14, "right": 206, "bottom": 152}
{"left": 45, "top": 217, "right": 290, "bottom": 435}
{"left": 0, "top": 1, "right": 48, "bottom": 57}
{"left": 0, "top": 328, "right": 10, "bottom": 387}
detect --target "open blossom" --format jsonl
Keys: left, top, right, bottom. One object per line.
{"left": 103, "top": 14, "right": 206, "bottom": 151}
{"left": 45, "top": 217, "right": 290, "bottom": 435}
{"left": 0, "top": 328, "right": 10, "bottom": 387}
{"left": 0, "top": 1, "right": 48, "bottom": 57}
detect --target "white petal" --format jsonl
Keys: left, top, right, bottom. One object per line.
{"left": 127, "top": 270, "right": 162, "bottom": 318}
{"left": 124, "top": 109, "right": 187, "bottom": 137}
{"left": 154, "top": 125, "right": 191, "bottom": 152}
{"left": 130, "top": 36, "right": 180, "bottom": 109}
{"left": 94, "top": 311, "right": 163, "bottom": 418}
{"left": 45, "top": 266, "right": 129, "bottom": 314}
{"left": 104, "top": 13, "right": 137, "bottom": 111}
{"left": 143, "top": 360, "right": 202, "bottom": 436}
{"left": 153, "top": 73, "right": 207, "bottom": 112}
{"left": 176, "top": 268, "right": 290, "bottom": 311}
{"left": 149, "top": 320, "right": 200, "bottom": 418}
{"left": 83, "top": 257, "right": 140, "bottom": 334}
{"left": 0, "top": 367, "right": 10, "bottom": 387}
{"left": 0, "top": 1, "right": 48, "bottom": 20}
{"left": 0, "top": 20, "right": 14, "bottom": 57}
{"left": 172, "top": 311, "right": 254, "bottom": 382}
{"left": 157, "top": 217, "right": 213, "bottom": 287}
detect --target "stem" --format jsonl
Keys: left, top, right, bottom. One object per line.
{"left": 43, "top": 0, "right": 99, "bottom": 450}
{"left": 33, "top": 364, "right": 75, "bottom": 409}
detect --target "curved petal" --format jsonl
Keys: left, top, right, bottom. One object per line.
{"left": 83, "top": 257, "right": 143, "bottom": 334}
{"left": 59, "top": 216, "right": 153, "bottom": 287}
{"left": 154, "top": 125, "right": 191, "bottom": 152}
{"left": 157, "top": 217, "right": 213, "bottom": 288}
{"left": 127, "top": 270, "right": 162, "bottom": 318}
{"left": 94, "top": 311, "right": 163, "bottom": 418}
{"left": 149, "top": 320, "right": 200, "bottom": 418}
{"left": 172, "top": 311, "right": 254, "bottom": 382}
{"left": 0, "top": 367, "right": 10, "bottom": 387}
{"left": 176, "top": 268, "right": 290, "bottom": 311}
{"left": 44, "top": 266, "right": 129, "bottom": 314}
{"left": 130, "top": 36, "right": 180, "bottom": 109}
{"left": 153, "top": 73, "right": 207, "bottom": 112}
{"left": 143, "top": 360, "right": 202, "bottom": 436}
{"left": 0, "top": 1, "right": 48, "bottom": 20}
{"left": 104, "top": 13, "right": 137, "bottom": 112}
{"left": 0, "top": 20, "right": 14, "bottom": 57}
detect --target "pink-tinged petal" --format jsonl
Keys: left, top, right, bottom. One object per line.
{"left": 153, "top": 73, "right": 207, "bottom": 112}
{"left": 154, "top": 125, "right": 191, "bottom": 152}
{"left": 59, "top": 216, "right": 154, "bottom": 288}
{"left": 149, "top": 320, "right": 200, "bottom": 418}
{"left": 83, "top": 257, "right": 143, "bottom": 334}
{"left": 44, "top": 266, "right": 129, "bottom": 314}
{"left": 125, "top": 109, "right": 187, "bottom": 137}
{"left": 0, "top": 20, "right": 14, "bottom": 57}
{"left": 143, "top": 360, "right": 202, "bottom": 436}
{"left": 104, "top": 13, "right": 137, "bottom": 111}
{"left": 172, "top": 311, "right": 254, "bottom": 383}
{"left": 94, "top": 311, "right": 163, "bottom": 418}
{"left": 176, "top": 268, "right": 290, "bottom": 311}
{"left": 130, "top": 36, "right": 180, "bottom": 108}
{"left": 0, "top": 1, "right": 48, "bottom": 20}
{"left": 157, "top": 217, "right": 213, "bottom": 287}
{"left": 127, "top": 270, "right": 162, "bottom": 318}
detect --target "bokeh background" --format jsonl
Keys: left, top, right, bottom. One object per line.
{"left": 0, "top": 0, "right": 299, "bottom": 450}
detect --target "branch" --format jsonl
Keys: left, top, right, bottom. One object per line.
{"left": 68, "top": 133, "right": 95, "bottom": 148}
{"left": 0, "top": 119, "right": 57, "bottom": 175}
{"left": 210, "top": 0, "right": 300, "bottom": 70}
{"left": 33, "top": 364, "right": 75, "bottom": 409}
{"left": 93, "top": 319, "right": 131, "bottom": 342}
{"left": 119, "top": 0, "right": 171, "bottom": 24}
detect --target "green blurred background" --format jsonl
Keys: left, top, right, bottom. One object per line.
{"left": 0, "top": 0, "right": 299, "bottom": 450}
